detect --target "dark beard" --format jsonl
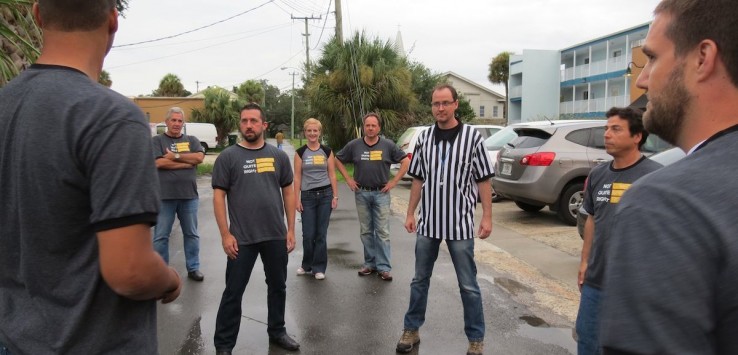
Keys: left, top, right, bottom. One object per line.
{"left": 643, "top": 66, "right": 690, "bottom": 146}
{"left": 240, "top": 131, "right": 260, "bottom": 143}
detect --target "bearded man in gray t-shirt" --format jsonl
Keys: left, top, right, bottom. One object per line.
{"left": 211, "top": 103, "right": 300, "bottom": 353}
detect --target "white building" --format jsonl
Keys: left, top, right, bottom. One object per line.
{"left": 442, "top": 71, "right": 506, "bottom": 121}
{"left": 508, "top": 23, "right": 650, "bottom": 123}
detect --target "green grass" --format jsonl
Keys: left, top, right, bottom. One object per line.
{"left": 197, "top": 163, "right": 214, "bottom": 175}
{"left": 335, "top": 164, "right": 353, "bottom": 182}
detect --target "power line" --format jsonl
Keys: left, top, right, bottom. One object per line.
{"left": 113, "top": 0, "right": 275, "bottom": 48}
{"left": 311, "top": 0, "right": 333, "bottom": 50}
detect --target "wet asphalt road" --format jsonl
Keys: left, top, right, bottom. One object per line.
{"left": 156, "top": 142, "right": 576, "bottom": 355}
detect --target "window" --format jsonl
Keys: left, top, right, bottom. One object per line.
{"left": 493, "top": 106, "right": 499, "bottom": 117}
{"left": 584, "top": 57, "right": 590, "bottom": 65}
{"left": 613, "top": 50, "right": 622, "bottom": 58}
{"left": 583, "top": 91, "right": 589, "bottom": 100}
{"left": 479, "top": 105, "right": 485, "bottom": 117}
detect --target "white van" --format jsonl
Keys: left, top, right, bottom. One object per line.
{"left": 154, "top": 122, "right": 218, "bottom": 153}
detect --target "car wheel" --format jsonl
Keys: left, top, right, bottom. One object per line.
{"left": 201, "top": 142, "right": 209, "bottom": 154}
{"left": 557, "top": 182, "right": 584, "bottom": 226}
{"left": 514, "top": 201, "right": 545, "bottom": 212}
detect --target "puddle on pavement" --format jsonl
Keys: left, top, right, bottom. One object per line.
{"left": 494, "top": 277, "right": 534, "bottom": 295}
{"left": 516, "top": 315, "right": 575, "bottom": 354}
{"left": 177, "top": 316, "right": 205, "bottom": 354}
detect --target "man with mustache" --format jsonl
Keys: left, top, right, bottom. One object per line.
{"left": 600, "top": 0, "right": 738, "bottom": 353}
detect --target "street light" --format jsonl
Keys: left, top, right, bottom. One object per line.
{"left": 624, "top": 61, "right": 644, "bottom": 77}
{"left": 281, "top": 67, "right": 301, "bottom": 140}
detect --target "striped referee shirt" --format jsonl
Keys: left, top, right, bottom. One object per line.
{"left": 408, "top": 123, "right": 493, "bottom": 240}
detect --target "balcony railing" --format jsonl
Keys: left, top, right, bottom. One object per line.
{"left": 559, "top": 95, "right": 628, "bottom": 114}
{"left": 509, "top": 85, "right": 522, "bottom": 98}
{"left": 561, "top": 57, "right": 629, "bottom": 82}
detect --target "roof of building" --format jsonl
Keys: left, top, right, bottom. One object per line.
{"left": 441, "top": 71, "right": 505, "bottom": 100}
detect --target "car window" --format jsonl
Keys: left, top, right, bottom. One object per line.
{"left": 485, "top": 126, "right": 517, "bottom": 150}
{"left": 642, "top": 134, "right": 671, "bottom": 153}
{"left": 507, "top": 135, "right": 548, "bottom": 149}
{"left": 565, "top": 129, "right": 591, "bottom": 146}
{"left": 590, "top": 127, "right": 605, "bottom": 149}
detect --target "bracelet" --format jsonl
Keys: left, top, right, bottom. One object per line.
{"left": 333, "top": 196, "right": 339, "bottom": 200}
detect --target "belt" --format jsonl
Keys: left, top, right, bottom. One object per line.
{"left": 306, "top": 185, "right": 332, "bottom": 192}
{"left": 357, "top": 185, "right": 384, "bottom": 191}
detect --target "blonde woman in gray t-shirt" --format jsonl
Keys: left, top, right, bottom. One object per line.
{"left": 293, "top": 118, "right": 339, "bottom": 280}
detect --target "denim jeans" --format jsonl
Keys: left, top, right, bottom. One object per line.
{"left": 153, "top": 198, "right": 200, "bottom": 272}
{"left": 300, "top": 188, "right": 333, "bottom": 273}
{"left": 403, "top": 234, "right": 485, "bottom": 341}
{"left": 576, "top": 284, "right": 602, "bottom": 355}
{"left": 214, "top": 240, "right": 288, "bottom": 351}
{"left": 354, "top": 190, "right": 391, "bottom": 272}
{"left": 0, "top": 342, "right": 11, "bottom": 355}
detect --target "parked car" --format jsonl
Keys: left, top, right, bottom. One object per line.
{"left": 154, "top": 122, "right": 218, "bottom": 153}
{"left": 576, "top": 146, "right": 686, "bottom": 237}
{"left": 472, "top": 124, "right": 504, "bottom": 140}
{"left": 493, "top": 120, "right": 614, "bottom": 225}
{"left": 484, "top": 125, "right": 522, "bottom": 202}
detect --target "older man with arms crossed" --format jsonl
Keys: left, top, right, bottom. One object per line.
{"left": 600, "top": 0, "right": 738, "bottom": 353}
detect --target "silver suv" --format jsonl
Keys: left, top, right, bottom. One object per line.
{"left": 493, "top": 119, "right": 668, "bottom": 225}
{"left": 492, "top": 120, "right": 612, "bottom": 225}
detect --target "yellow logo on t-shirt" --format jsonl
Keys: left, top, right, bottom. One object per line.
{"left": 610, "top": 182, "right": 632, "bottom": 203}
{"left": 312, "top": 155, "right": 326, "bottom": 165}
{"left": 369, "top": 150, "right": 383, "bottom": 161}
{"left": 175, "top": 142, "right": 191, "bottom": 152}
{"left": 256, "top": 157, "right": 276, "bottom": 173}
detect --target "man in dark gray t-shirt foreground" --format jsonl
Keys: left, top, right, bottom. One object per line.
{"left": 0, "top": 1, "right": 180, "bottom": 354}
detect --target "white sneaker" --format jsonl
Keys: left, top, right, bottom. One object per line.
{"left": 296, "top": 267, "right": 308, "bottom": 276}
{"left": 314, "top": 272, "right": 325, "bottom": 280}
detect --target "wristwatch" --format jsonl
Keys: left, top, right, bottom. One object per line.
{"left": 174, "top": 153, "right": 181, "bottom": 160}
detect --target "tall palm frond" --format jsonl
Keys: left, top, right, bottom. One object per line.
{"left": 0, "top": 0, "right": 41, "bottom": 87}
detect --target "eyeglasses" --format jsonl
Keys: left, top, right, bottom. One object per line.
{"left": 431, "top": 101, "right": 456, "bottom": 108}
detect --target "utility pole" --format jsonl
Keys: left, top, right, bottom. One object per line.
{"left": 288, "top": 71, "right": 298, "bottom": 140}
{"left": 335, "top": 0, "right": 343, "bottom": 43}
{"left": 195, "top": 80, "right": 201, "bottom": 92}
{"left": 291, "top": 15, "right": 321, "bottom": 78}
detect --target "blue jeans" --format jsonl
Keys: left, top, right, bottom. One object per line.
{"left": 214, "top": 240, "right": 288, "bottom": 351}
{"left": 403, "top": 234, "right": 485, "bottom": 341}
{"left": 0, "top": 342, "right": 11, "bottom": 355}
{"left": 300, "top": 187, "right": 333, "bottom": 273}
{"left": 354, "top": 190, "right": 391, "bottom": 272}
{"left": 576, "top": 284, "right": 602, "bottom": 355}
{"left": 153, "top": 198, "right": 201, "bottom": 272}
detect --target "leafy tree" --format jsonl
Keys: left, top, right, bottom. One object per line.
{"left": 152, "top": 73, "right": 190, "bottom": 97}
{"left": 0, "top": 0, "right": 41, "bottom": 87}
{"left": 235, "top": 80, "right": 264, "bottom": 105}
{"left": 488, "top": 51, "right": 512, "bottom": 124}
{"left": 190, "top": 87, "right": 243, "bottom": 145}
{"left": 98, "top": 70, "right": 112, "bottom": 87}
{"left": 306, "top": 31, "right": 416, "bottom": 148}
{"left": 1, "top": 0, "right": 128, "bottom": 87}
{"left": 455, "top": 94, "right": 476, "bottom": 122}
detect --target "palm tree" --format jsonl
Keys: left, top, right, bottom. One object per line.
{"left": 306, "top": 31, "right": 416, "bottom": 148}
{"left": 235, "top": 80, "right": 264, "bottom": 105}
{"left": 1, "top": 0, "right": 129, "bottom": 87}
{"left": 0, "top": 0, "right": 41, "bottom": 87}
{"left": 190, "top": 87, "right": 243, "bottom": 144}
{"left": 152, "top": 73, "right": 190, "bottom": 97}
{"left": 488, "top": 51, "right": 512, "bottom": 125}
{"left": 98, "top": 70, "right": 113, "bottom": 87}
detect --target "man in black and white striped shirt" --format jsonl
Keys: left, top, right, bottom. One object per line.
{"left": 396, "top": 84, "right": 493, "bottom": 355}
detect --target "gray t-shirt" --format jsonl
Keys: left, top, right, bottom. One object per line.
{"left": 0, "top": 64, "right": 160, "bottom": 354}
{"left": 152, "top": 133, "right": 203, "bottom": 199}
{"left": 336, "top": 137, "right": 406, "bottom": 187}
{"left": 601, "top": 127, "right": 738, "bottom": 354}
{"left": 581, "top": 156, "right": 662, "bottom": 288}
{"left": 212, "top": 143, "right": 293, "bottom": 245}
{"left": 296, "top": 144, "right": 332, "bottom": 191}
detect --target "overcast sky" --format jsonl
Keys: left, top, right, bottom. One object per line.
{"left": 105, "top": 0, "right": 661, "bottom": 98}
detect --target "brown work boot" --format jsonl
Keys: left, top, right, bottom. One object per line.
{"left": 395, "top": 329, "right": 420, "bottom": 353}
{"left": 467, "top": 340, "right": 484, "bottom": 355}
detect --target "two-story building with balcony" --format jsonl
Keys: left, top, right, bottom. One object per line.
{"left": 508, "top": 22, "right": 649, "bottom": 124}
